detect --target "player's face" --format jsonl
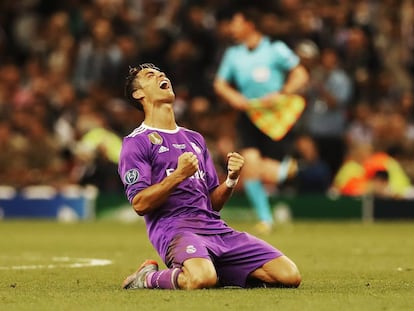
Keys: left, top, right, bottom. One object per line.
{"left": 136, "top": 68, "right": 175, "bottom": 104}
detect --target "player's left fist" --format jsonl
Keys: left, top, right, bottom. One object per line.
{"left": 226, "top": 152, "right": 244, "bottom": 180}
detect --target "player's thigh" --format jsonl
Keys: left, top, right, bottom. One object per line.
{"left": 240, "top": 148, "right": 262, "bottom": 178}
{"left": 260, "top": 157, "right": 281, "bottom": 182}
{"left": 214, "top": 231, "right": 283, "bottom": 287}
{"left": 166, "top": 231, "right": 211, "bottom": 267}
{"left": 166, "top": 232, "right": 217, "bottom": 288}
{"left": 240, "top": 148, "right": 261, "bottom": 164}
{"left": 249, "top": 255, "right": 301, "bottom": 287}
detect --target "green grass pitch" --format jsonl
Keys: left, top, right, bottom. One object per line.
{"left": 1, "top": 220, "right": 413, "bottom": 310}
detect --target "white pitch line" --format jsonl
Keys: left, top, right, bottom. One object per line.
{"left": 0, "top": 257, "right": 112, "bottom": 270}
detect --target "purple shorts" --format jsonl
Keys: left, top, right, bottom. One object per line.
{"left": 164, "top": 230, "right": 284, "bottom": 288}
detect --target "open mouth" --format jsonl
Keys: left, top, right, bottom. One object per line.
{"left": 159, "top": 80, "right": 169, "bottom": 89}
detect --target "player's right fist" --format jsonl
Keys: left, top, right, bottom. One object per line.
{"left": 176, "top": 152, "right": 199, "bottom": 178}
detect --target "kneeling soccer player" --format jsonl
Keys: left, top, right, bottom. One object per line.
{"left": 118, "top": 63, "right": 301, "bottom": 289}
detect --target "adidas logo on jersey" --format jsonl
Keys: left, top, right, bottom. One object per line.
{"left": 158, "top": 146, "right": 169, "bottom": 153}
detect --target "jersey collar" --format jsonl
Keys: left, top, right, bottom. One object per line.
{"left": 141, "top": 122, "right": 180, "bottom": 133}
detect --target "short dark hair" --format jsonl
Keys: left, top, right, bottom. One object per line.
{"left": 124, "top": 63, "right": 160, "bottom": 111}
{"left": 231, "top": 5, "right": 263, "bottom": 29}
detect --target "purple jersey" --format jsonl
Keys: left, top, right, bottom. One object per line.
{"left": 118, "top": 123, "right": 233, "bottom": 260}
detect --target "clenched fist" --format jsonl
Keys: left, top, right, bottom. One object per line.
{"left": 176, "top": 152, "right": 199, "bottom": 179}
{"left": 227, "top": 152, "right": 244, "bottom": 180}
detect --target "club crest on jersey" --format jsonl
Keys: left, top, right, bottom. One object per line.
{"left": 124, "top": 169, "right": 140, "bottom": 185}
{"left": 148, "top": 132, "right": 163, "bottom": 145}
{"left": 186, "top": 245, "right": 197, "bottom": 254}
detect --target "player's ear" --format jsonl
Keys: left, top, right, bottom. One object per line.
{"left": 132, "top": 89, "right": 144, "bottom": 101}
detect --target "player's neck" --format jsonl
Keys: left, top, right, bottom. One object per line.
{"left": 244, "top": 31, "right": 263, "bottom": 50}
{"left": 144, "top": 105, "right": 177, "bottom": 130}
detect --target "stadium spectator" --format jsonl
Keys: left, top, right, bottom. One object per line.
{"left": 363, "top": 149, "right": 413, "bottom": 199}
{"left": 293, "top": 134, "right": 332, "bottom": 194}
{"left": 0, "top": 0, "right": 413, "bottom": 199}
{"left": 72, "top": 18, "right": 122, "bottom": 95}
{"left": 21, "top": 116, "right": 68, "bottom": 187}
{"left": 0, "top": 119, "right": 27, "bottom": 187}
{"left": 345, "top": 101, "right": 374, "bottom": 147}
{"left": 302, "top": 46, "right": 353, "bottom": 175}
{"left": 72, "top": 109, "right": 123, "bottom": 192}
{"left": 332, "top": 143, "right": 413, "bottom": 199}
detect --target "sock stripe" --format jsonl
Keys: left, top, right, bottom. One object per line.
{"left": 155, "top": 270, "right": 165, "bottom": 289}
{"left": 145, "top": 271, "right": 156, "bottom": 288}
{"left": 171, "top": 268, "right": 181, "bottom": 289}
{"left": 148, "top": 267, "right": 182, "bottom": 289}
{"left": 278, "top": 157, "right": 291, "bottom": 183}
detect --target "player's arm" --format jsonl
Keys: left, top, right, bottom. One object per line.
{"left": 260, "top": 64, "right": 309, "bottom": 105}
{"left": 213, "top": 78, "right": 249, "bottom": 111}
{"left": 281, "top": 64, "right": 309, "bottom": 94}
{"left": 131, "top": 152, "right": 199, "bottom": 216}
{"left": 210, "top": 152, "right": 244, "bottom": 212}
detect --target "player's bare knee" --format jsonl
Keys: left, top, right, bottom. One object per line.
{"left": 287, "top": 270, "right": 301, "bottom": 288}
{"left": 279, "top": 267, "right": 301, "bottom": 288}
{"left": 186, "top": 271, "right": 217, "bottom": 289}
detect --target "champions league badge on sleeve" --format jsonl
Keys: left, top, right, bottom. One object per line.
{"left": 124, "top": 169, "right": 140, "bottom": 185}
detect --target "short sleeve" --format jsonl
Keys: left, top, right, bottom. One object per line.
{"left": 273, "top": 41, "right": 300, "bottom": 71}
{"left": 118, "top": 137, "right": 152, "bottom": 203}
{"left": 216, "top": 48, "right": 235, "bottom": 82}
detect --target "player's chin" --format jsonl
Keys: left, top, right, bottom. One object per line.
{"left": 157, "top": 92, "right": 175, "bottom": 104}
{"left": 165, "top": 92, "right": 175, "bottom": 102}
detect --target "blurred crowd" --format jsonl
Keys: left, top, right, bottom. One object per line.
{"left": 0, "top": 0, "right": 413, "bottom": 199}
